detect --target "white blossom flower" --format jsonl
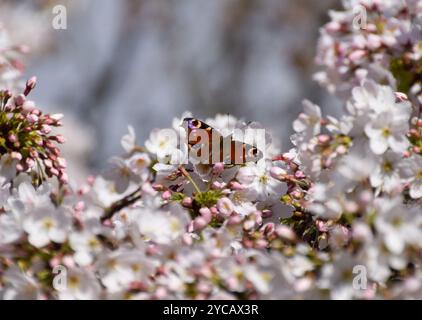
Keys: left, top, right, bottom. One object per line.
{"left": 145, "top": 128, "right": 178, "bottom": 160}
{"left": 217, "top": 197, "right": 234, "bottom": 217}
{"left": 95, "top": 249, "right": 156, "bottom": 294}
{"left": 292, "top": 100, "right": 322, "bottom": 148}
{"left": 121, "top": 126, "right": 136, "bottom": 153}
{"left": 237, "top": 161, "right": 286, "bottom": 201}
{"left": 1, "top": 268, "right": 41, "bottom": 300}
{"left": 2, "top": 1, "right": 422, "bottom": 300}
{"left": 318, "top": 252, "right": 364, "bottom": 300}
{"left": 23, "top": 205, "right": 72, "bottom": 248}
{"left": 126, "top": 153, "right": 150, "bottom": 178}
{"left": 0, "top": 155, "right": 17, "bottom": 182}
{"left": 364, "top": 110, "right": 410, "bottom": 155}
{"left": 374, "top": 198, "right": 422, "bottom": 255}
{"left": 104, "top": 157, "right": 137, "bottom": 194}
{"left": 370, "top": 151, "right": 402, "bottom": 193}
{"left": 0, "top": 209, "right": 22, "bottom": 245}
{"left": 58, "top": 268, "right": 101, "bottom": 300}
{"left": 69, "top": 231, "right": 103, "bottom": 266}
{"left": 134, "top": 204, "right": 190, "bottom": 245}
{"left": 399, "top": 155, "right": 422, "bottom": 199}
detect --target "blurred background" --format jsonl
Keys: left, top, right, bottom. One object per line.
{"left": 1, "top": 0, "right": 342, "bottom": 182}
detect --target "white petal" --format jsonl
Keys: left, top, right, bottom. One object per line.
{"left": 410, "top": 181, "right": 422, "bottom": 199}
{"left": 49, "top": 228, "right": 67, "bottom": 243}
{"left": 121, "top": 126, "right": 135, "bottom": 153}
{"left": 385, "top": 232, "right": 404, "bottom": 254}
{"left": 28, "top": 232, "right": 50, "bottom": 248}
{"left": 388, "top": 135, "right": 409, "bottom": 153}
{"left": 74, "top": 251, "right": 93, "bottom": 266}
{"left": 369, "top": 137, "right": 388, "bottom": 155}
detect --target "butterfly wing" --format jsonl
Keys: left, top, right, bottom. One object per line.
{"left": 182, "top": 118, "right": 263, "bottom": 165}
{"left": 183, "top": 118, "right": 223, "bottom": 164}
{"left": 222, "top": 136, "right": 263, "bottom": 164}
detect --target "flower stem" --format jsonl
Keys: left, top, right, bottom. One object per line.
{"left": 178, "top": 165, "right": 202, "bottom": 194}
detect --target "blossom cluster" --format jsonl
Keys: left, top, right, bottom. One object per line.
{"left": 0, "top": 24, "right": 26, "bottom": 91}
{"left": 0, "top": 78, "right": 67, "bottom": 185}
{"left": 315, "top": 0, "right": 422, "bottom": 100}
{"left": 2, "top": 1, "right": 422, "bottom": 300}
{"left": 0, "top": 110, "right": 300, "bottom": 299}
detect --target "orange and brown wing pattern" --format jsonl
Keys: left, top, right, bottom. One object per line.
{"left": 182, "top": 118, "right": 262, "bottom": 165}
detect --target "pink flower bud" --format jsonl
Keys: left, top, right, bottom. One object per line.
{"left": 276, "top": 225, "right": 297, "bottom": 242}
{"left": 26, "top": 76, "right": 37, "bottom": 89}
{"left": 395, "top": 92, "right": 408, "bottom": 102}
{"left": 243, "top": 220, "right": 255, "bottom": 231}
{"left": 282, "top": 152, "right": 295, "bottom": 161}
{"left": 155, "top": 287, "right": 168, "bottom": 299}
{"left": 41, "top": 124, "right": 52, "bottom": 134}
{"left": 199, "top": 207, "right": 212, "bottom": 223}
{"left": 230, "top": 181, "right": 245, "bottom": 190}
{"left": 182, "top": 197, "right": 193, "bottom": 207}
{"left": 162, "top": 190, "right": 172, "bottom": 200}
{"left": 14, "top": 94, "right": 26, "bottom": 106}
{"left": 294, "top": 170, "right": 306, "bottom": 179}
{"left": 26, "top": 114, "right": 39, "bottom": 123}
{"left": 50, "top": 167, "right": 59, "bottom": 176}
{"left": 211, "top": 181, "right": 225, "bottom": 189}
{"left": 25, "top": 158, "right": 35, "bottom": 168}
{"left": 29, "top": 149, "right": 38, "bottom": 158}
{"left": 270, "top": 166, "right": 287, "bottom": 180}
{"left": 146, "top": 244, "right": 160, "bottom": 256}
{"left": 291, "top": 190, "right": 302, "bottom": 199}
{"left": 262, "top": 222, "right": 275, "bottom": 236}
{"left": 325, "top": 21, "right": 341, "bottom": 32}
{"left": 212, "top": 162, "right": 225, "bottom": 175}
{"left": 56, "top": 157, "right": 67, "bottom": 169}
{"left": 62, "top": 256, "right": 75, "bottom": 268}
{"left": 74, "top": 201, "right": 85, "bottom": 212}
{"left": 50, "top": 113, "right": 64, "bottom": 121}
{"left": 44, "top": 159, "right": 53, "bottom": 168}
{"left": 210, "top": 206, "right": 218, "bottom": 215}
{"left": 255, "top": 239, "right": 268, "bottom": 249}
{"left": 348, "top": 49, "right": 366, "bottom": 63}
{"left": 336, "top": 145, "right": 347, "bottom": 154}
{"left": 55, "top": 135, "right": 66, "bottom": 143}
{"left": 187, "top": 221, "right": 195, "bottom": 233}
{"left": 87, "top": 175, "right": 95, "bottom": 185}
{"left": 182, "top": 233, "right": 193, "bottom": 245}
{"left": 152, "top": 183, "right": 165, "bottom": 191}
{"left": 367, "top": 34, "right": 382, "bottom": 50}
{"left": 262, "top": 209, "right": 272, "bottom": 218}
{"left": 254, "top": 212, "right": 263, "bottom": 225}
{"left": 316, "top": 220, "right": 329, "bottom": 232}
{"left": 49, "top": 257, "right": 61, "bottom": 268}
{"left": 318, "top": 134, "right": 330, "bottom": 144}
{"left": 193, "top": 217, "right": 207, "bottom": 230}
{"left": 10, "top": 151, "right": 22, "bottom": 161}
{"left": 8, "top": 134, "right": 17, "bottom": 143}
{"left": 60, "top": 172, "right": 69, "bottom": 184}
{"left": 217, "top": 197, "right": 234, "bottom": 217}
{"left": 31, "top": 108, "right": 41, "bottom": 116}
{"left": 227, "top": 215, "right": 242, "bottom": 226}
{"left": 21, "top": 100, "right": 36, "bottom": 112}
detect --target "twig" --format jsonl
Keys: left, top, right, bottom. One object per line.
{"left": 178, "top": 165, "right": 202, "bottom": 194}
{"left": 101, "top": 187, "right": 142, "bottom": 222}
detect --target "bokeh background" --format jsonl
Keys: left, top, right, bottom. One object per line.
{"left": 1, "top": 0, "right": 342, "bottom": 182}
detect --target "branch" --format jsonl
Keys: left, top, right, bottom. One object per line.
{"left": 101, "top": 187, "right": 142, "bottom": 222}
